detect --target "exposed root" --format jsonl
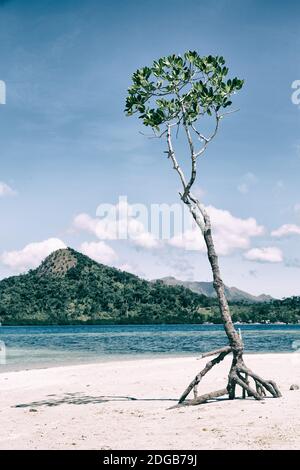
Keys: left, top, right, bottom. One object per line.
{"left": 200, "top": 346, "right": 232, "bottom": 359}
{"left": 255, "top": 379, "right": 266, "bottom": 397}
{"left": 241, "top": 372, "right": 249, "bottom": 398}
{"left": 236, "top": 371, "right": 252, "bottom": 398}
{"left": 232, "top": 373, "right": 262, "bottom": 400}
{"left": 238, "top": 364, "right": 282, "bottom": 398}
{"left": 185, "top": 388, "right": 228, "bottom": 406}
{"left": 178, "top": 347, "right": 231, "bottom": 404}
{"left": 178, "top": 349, "right": 282, "bottom": 407}
{"left": 171, "top": 388, "right": 228, "bottom": 409}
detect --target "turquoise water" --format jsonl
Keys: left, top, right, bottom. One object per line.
{"left": 1, "top": 324, "right": 300, "bottom": 372}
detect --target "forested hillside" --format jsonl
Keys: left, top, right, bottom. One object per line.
{"left": 0, "top": 248, "right": 216, "bottom": 324}
{"left": 0, "top": 248, "right": 299, "bottom": 325}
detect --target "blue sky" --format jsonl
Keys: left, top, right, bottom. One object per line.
{"left": 0, "top": 0, "right": 300, "bottom": 297}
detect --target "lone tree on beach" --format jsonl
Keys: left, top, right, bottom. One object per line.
{"left": 125, "top": 51, "right": 281, "bottom": 406}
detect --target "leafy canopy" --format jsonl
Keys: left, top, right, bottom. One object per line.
{"left": 125, "top": 51, "right": 244, "bottom": 131}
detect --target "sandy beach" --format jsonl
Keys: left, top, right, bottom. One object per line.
{"left": 0, "top": 353, "right": 299, "bottom": 450}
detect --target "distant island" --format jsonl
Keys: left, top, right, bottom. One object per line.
{"left": 0, "top": 248, "right": 299, "bottom": 325}
{"left": 157, "top": 276, "right": 273, "bottom": 303}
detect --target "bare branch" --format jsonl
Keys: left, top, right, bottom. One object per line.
{"left": 166, "top": 125, "right": 187, "bottom": 192}
{"left": 219, "top": 108, "right": 239, "bottom": 119}
{"left": 193, "top": 112, "right": 220, "bottom": 158}
{"left": 139, "top": 129, "right": 167, "bottom": 139}
{"left": 191, "top": 124, "right": 209, "bottom": 143}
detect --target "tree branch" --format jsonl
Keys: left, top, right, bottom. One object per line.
{"left": 192, "top": 111, "right": 220, "bottom": 158}
{"left": 166, "top": 125, "right": 187, "bottom": 192}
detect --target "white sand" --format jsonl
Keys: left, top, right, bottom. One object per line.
{"left": 0, "top": 353, "right": 299, "bottom": 450}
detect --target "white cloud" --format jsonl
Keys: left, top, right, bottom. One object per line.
{"left": 1, "top": 238, "right": 66, "bottom": 272}
{"left": 80, "top": 241, "right": 117, "bottom": 265}
{"left": 271, "top": 224, "right": 300, "bottom": 237}
{"left": 244, "top": 247, "right": 283, "bottom": 263}
{"left": 74, "top": 212, "right": 114, "bottom": 239}
{"left": 118, "top": 263, "right": 135, "bottom": 273}
{"left": 74, "top": 199, "right": 159, "bottom": 250}
{"left": 193, "top": 185, "right": 206, "bottom": 199}
{"left": 74, "top": 202, "right": 264, "bottom": 256}
{"left": 169, "top": 228, "right": 205, "bottom": 251}
{"left": 133, "top": 232, "right": 158, "bottom": 249}
{"left": 117, "top": 262, "right": 145, "bottom": 278}
{"left": 0, "top": 182, "right": 17, "bottom": 197}
{"left": 169, "top": 205, "right": 264, "bottom": 255}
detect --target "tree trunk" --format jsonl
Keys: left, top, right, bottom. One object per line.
{"left": 177, "top": 202, "right": 282, "bottom": 406}
{"left": 203, "top": 225, "right": 242, "bottom": 352}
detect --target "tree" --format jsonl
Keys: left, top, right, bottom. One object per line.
{"left": 125, "top": 51, "right": 281, "bottom": 406}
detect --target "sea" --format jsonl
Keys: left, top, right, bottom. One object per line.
{"left": 1, "top": 323, "right": 300, "bottom": 372}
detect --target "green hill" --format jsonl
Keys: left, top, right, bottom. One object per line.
{"left": 0, "top": 248, "right": 299, "bottom": 325}
{"left": 0, "top": 248, "right": 217, "bottom": 325}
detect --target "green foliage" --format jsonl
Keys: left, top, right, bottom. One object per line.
{"left": 0, "top": 248, "right": 216, "bottom": 325}
{"left": 226, "top": 298, "right": 300, "bottom": 324}
{"left": 0, "top": 248, "right": 299, "bottom": 325}
{"left": 125, "top": 51, "right": 244, "bottom": 130}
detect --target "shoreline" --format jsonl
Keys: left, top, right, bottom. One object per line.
{"left": 1, "top": 353, "right": 299, "bottom": 449}
{"left": 1, "top": 350, "right": 299, "bottom": 374}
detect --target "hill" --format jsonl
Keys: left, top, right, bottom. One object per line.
{"left": 0, "top": 248, "right": 299, "bottom": 325}
{"left": 158, "top": 277, "right": 272, "bottom": 303}
{"left": 0, "top": 248, "right": 217, "bottom": 325}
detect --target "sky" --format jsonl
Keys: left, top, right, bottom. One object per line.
{"left": 0, "top": 0, "right": 300, "bottom": 298}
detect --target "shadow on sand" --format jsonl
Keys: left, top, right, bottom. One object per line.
{"left": 14, "top": 393, "right": 179, "bottom": 408}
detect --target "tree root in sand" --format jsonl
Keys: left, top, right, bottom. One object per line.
{"left": 172, "top": 347, "right": 281, "bottom": 408}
